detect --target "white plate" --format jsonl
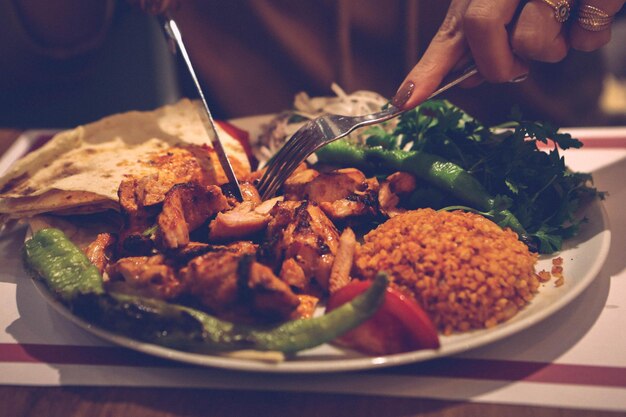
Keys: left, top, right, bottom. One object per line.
{"left": 27, "top": 117, "right": 612, "bottom": 373}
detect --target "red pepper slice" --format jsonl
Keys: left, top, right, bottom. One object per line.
{"left": 326, "top": 279, "right": 440, "bottom": 355}
{"left": 216, "top": 120, "right": 258, "bottom": 170}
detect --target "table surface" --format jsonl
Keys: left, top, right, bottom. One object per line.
{"left": 0, "top": 128, "right": 624, "bottom": 417}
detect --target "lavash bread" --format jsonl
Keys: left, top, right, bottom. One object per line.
{"left": 0, "top": 99, "right": 250, "bottom": 221}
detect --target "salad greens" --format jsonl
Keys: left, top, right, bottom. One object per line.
{"left": 316, "top": 100, "right": 603, "bottom": 254}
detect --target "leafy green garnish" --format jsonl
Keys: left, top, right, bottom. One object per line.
{"left": 359, "top": 100, "right": 603, "bottom": 252}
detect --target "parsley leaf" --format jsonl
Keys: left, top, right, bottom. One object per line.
{"left": 364, "top": 100, "right": 603, "bottom": 253}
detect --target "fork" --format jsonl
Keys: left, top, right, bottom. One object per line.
{"left": 256, "top": 65, "right": 478, "bottom": 200}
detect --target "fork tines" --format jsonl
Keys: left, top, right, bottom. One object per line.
{"left": 257, "top": 124, "right": 318, "bottom": 200}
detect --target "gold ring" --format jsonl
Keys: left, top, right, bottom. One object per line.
{"left": 538, "top": 0, "right": 572, "bottom": 23}
{"left": 576, "top": 4, "right": 614, "bottom": 31}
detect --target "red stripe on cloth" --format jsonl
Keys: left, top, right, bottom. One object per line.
{"left": 376, "top": 357, "right": 626, "bottom": 388}
{"left": 2, "top": 343, "right": 626, "bottom": 388}
{"left": 535, "top": 137, "right": 626, "bottom": 149}
{"left": 577, "top": 138, "right": 626, "bottom": 148}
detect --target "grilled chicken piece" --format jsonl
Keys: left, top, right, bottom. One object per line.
{"left": 246, "top": 167, "right": 265, "bottom": 184}
{"left": 208, "top": 195, "right": 283, "bottom": 242}
{"left": 84, "top": 233, "right": 117, "bottom": 275}
{"left": 117, "top": 177, "right": 158, "bottom": 256}
{"left": 328, "top": 227, "right": 356, "bottom": 294}
{"left": 247, "top": 161, "right": 308, "bottom": 190}
{"left": 284, "top": 168, "right": 363, "bottom": 202}
{"left": 279, "top": 257, "right": 308, "bottom": 290}
{"left": 283, "top": 168, "right": 379, "bottom": 221}
{"left": 180, "top": 243, "right": 298, "bottom": 321}
{"left": 318, "top": 197, "right": 374, "bottom": 221}
{"left": 158, "top": 183, "right": 229, "bottom": 249}
{"left": 254, "top": 196, "right": 283, "bottom": 215}
{"left": 222, "top": 182, "right": 263, "bottom": 207}
{"left": 283, "top": 169, "right": 319, "bottom": 200}
{"left": 136, "top": 145, "right": 221, "bottom": 206}
{"left": 246, "top": 261, "right": 301, "bottom": 320}
{"left": 291, "top": 294, "right": 320, "bottom": 319}
{"left": 117, "top": 145, "right": 239, "bottom": 255}
{"left": 180, "top": 242, "right": 256, "bottom": 316}
{"left": 135, "top": 173, "right": 175, "bottom": 208}
{"left": 318, "top": 176, "right": 379, "bottom": 221}
{"left": 106, "top": 254, "right": 183, "bottom": 299}
{"left": 209, "top": 201, "right": 269, "bottom": 242}
{"left": 261, "top": 201, "right": 340, "bottom": 290}
{"left": 166, "top": 241, "right": 217, "bottom": 266}
{"left": 241, "top": 182, "right": 262, "bottom": 205}
{"left": 307, "top": 168, "right": 367, "bottom": 202}
{"left": 378, "top": 172, "right": 417, "bottom": 217}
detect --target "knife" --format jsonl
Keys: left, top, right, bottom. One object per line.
{"left": 158, "top": 15, "right": 244, "bottom": 201}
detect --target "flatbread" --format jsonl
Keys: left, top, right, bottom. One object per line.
{"left": 0, "top": 99, "right": 250, "bottom": 220}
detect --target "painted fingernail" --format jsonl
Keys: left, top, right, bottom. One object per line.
{"left": 391, "top": 81, "right": 415, "bottom": 108}
{"left": 509, "top": 73, "right": 529, "bottom": 83}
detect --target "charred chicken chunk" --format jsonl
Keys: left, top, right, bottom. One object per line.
{"left": 261, "top": 201, "right": 340, "bottom": 290}
{"left": 180, "top": 242, "right": 256, "bottom": 316}
{"left": 118, "top": 145, "right": 232, "bottom": 253}
{"left": 291, "top": 294, "right": 320, "bottom": 319}
{"left": 328, "top": 227, "right": 356, "bottom": 294}
{"left": 222, "top": 181, "right": 263, "bottom": 207}
{"left": 209, "top": 194, "right": 284, "bottom": 242}
{"left": 254, "top": 196, "right": 283, "bottom": 215}
{"left": 282, "top": 169, "right": 320, "bottom": 200}
{"left": 306, "top": 168, "right": 367, "bottom": 202}
{"left": 180, "top": 242, "right": 298, "bottom": 321}
{"left": 84, "top": 233, "right": 117, "bottom": 275}
{"left": 240, "top": 182, "right": 263, "bottom": 206}
{"left": 209, "top": 201, "right": 270, "bottom": 242}
{"left": 106, "top": 254, "right": 183, "bottom": 299}
{"left": 117, "top": 177, "right": 158, "bottom": 256}
{"left": 137, "top": 145, "right": 223, "bottom": 206}
{"left": 318, "top": 176, "right": 380, "bottom": 221}
{"left": 245, "top": 259, "right": 301, "bottom": 320}
{"left": 283, "top": 168, "right": 379, "bottom": 221}
{"left": 158, "top": 183, "right": 229, "bottom": 249}
{"left": 378, "top": 172, "right": 417, "bottom": 217}
{"left": 279, "top": 257, "right": 308, "bottom": 290}
{"left": 166, "top": 241, "right": 218, "bottom": 266}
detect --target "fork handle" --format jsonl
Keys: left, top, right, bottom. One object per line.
{"left": 348, "top": 64, "right": 479, "bottom": 130}
{"left": 427, "top": 64, "right": 478, "bottom": 100}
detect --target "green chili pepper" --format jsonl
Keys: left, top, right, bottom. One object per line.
{"left": 317, "top": 141, "right": 528, "bottom": 238}
{"left": 76, "top": 274, "right": 387, "bottom": 353}
{"left": 23, "top": 228, "right": 104, "bottom": 300}
{"left": 23, "top": 228, "right": 388, "bottom": 353}
{"left": 182, "top": 273, "right": 387, "bottom": 352}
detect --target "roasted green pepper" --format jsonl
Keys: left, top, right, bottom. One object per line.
{"left": 23, "top": 228, "right": 388, "bottom": 354}
{"left": 23, "top": 228, "right": 103, "bottom": 300}
{"left": 316, "top": 141, "right": 528, "bottom": 239}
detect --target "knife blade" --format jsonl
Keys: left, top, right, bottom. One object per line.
{"left": 158, "top": 15, "right": 243, "bottom": 201}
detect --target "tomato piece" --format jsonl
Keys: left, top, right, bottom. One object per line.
{"left": 326, "top": 280, "right": 440, "bottom": 355}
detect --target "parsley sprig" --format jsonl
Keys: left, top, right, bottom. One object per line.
{"left": 364, "top": 100, "right": 604, "bottom": 253}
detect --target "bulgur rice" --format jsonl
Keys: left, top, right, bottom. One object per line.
{"left": 353, "top": 208, "right": 539, "bottom": 335}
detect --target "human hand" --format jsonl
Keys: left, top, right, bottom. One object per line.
{"left": 392, "top": 0, "right": 625, "bottom": 109}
